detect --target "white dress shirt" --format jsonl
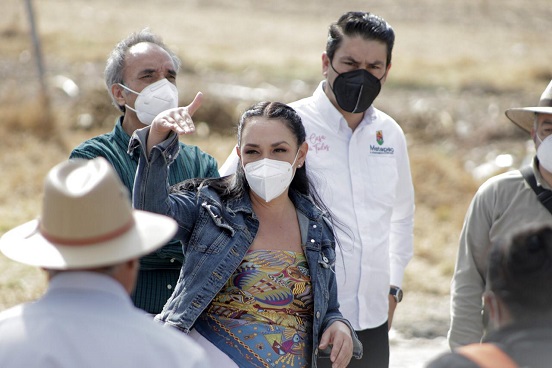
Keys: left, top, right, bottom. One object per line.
{"left": 219, "top": 81, "right": 415, "bottom": 330}
{"left": 0, "top": 271, "right": 208, "bottom": 368}
{"left": 291, "top": 82, "right": 414, "bottom": 329}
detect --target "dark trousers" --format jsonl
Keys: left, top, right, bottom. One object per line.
{"left": 317, "top": 321, "right": 389, "bottom": 368}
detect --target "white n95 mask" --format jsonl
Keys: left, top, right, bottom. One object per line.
{"left": 118, "top": 78, "right": 179, "bottom": 125}
{"left": 244, "top": 156, "right": 297, "bottom": 202}
{"left": 537, "top": 133, "right": 552, "bottom": 173}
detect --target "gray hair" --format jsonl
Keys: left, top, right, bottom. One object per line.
{"left": 104, "top": 28, "right": 181, "bottom": 112}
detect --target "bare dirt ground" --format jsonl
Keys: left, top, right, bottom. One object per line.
{"left": 2, "top": 0, "right": 552, "bottom": 366}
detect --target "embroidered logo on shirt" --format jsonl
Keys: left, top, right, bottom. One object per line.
{"left": 370, "top": 130, "right": 394, "bottom": 154}
{"left": 376, "top": 130, "right": 384, "bottom": 145}
{"left": 370, "top": 145, "right": 394, "bottom": 154}
{"left": 308, "top": 133, "right": 330, "bottom": 153}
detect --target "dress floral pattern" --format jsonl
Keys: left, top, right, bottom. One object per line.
{"left": 195, "top": 249, "right": 314, "bottom": 367}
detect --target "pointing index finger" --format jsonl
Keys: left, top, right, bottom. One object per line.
{"left": 186, "top": 92, "right": 203, "bottom": 117}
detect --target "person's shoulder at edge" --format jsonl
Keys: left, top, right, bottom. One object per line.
{"left": 70, "top": 130, "right": 119, "bottom": 158}
{"left": 370, "top": 105, "right": 403, "bottom": 129}
{"left": 177, "top": 140, "right": 216, "bottom": 158}
{"left": 0, "top": 303, "right": 25, "bottom": 324}
{"left": 476, "top": 168, "right": 524, "bottom": 193}
{"left": 425, "top": 351, "right": 479, "bottom": 368}
{"left": 289, "top": 94, "right": 314, "bottom": 109}
{"left": 176, "top": 141, "right": 220, "bottom": 177}
{"left": 288, "top": 90, "right": 321, "bottom": 117}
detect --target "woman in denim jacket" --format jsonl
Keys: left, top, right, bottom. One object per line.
{"left": 130, "top": 99, "right": 362, "bottom": 367}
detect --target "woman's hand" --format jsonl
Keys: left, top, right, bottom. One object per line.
{"left": 319, "top": 320, "right": 353, "bottom": 368}
{"left": 146, "top": 92, "right": 203, "bottom": 154}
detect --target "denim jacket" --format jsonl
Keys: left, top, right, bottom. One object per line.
{"left": 129, "top": 128, "right": 362, "bottom": 365}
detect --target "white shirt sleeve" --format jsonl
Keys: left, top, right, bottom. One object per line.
{"left": 218, "top": 146, "right": 239, "bottom": 176}
{"left": 389, "top": 132, "right": 415, "bottom": 287}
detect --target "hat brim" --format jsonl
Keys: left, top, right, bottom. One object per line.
{"left": 0, "top": 210, "right": 177, "bottom": 269}
{"left": 505, "top": 107, "right": 552, "bottom": 133}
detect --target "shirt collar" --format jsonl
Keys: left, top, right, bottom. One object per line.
{"left": 289, "top": 190, "right": 325, "bottom": 221}
{"left": 47, "top": 271, "right": 132, "bottom": 306}
{"left": 114, "top": 116, "right": 132, "bottom": 140}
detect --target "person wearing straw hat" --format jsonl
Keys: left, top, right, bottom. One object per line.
{"left": 448, "top": 80, "right": 552, "bottom": 349}
{"left": 0, "top": 157, "right": 207, "bottom": 368}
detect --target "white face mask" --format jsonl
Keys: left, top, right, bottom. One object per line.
{"left": 118, "top": 79, "right": 179, "bottom": 125}
{"left": 536, "top": 133, "right": 552, "bottom": 172}
{"left": 244, "top": 153, "right": 298, "bottom": 202}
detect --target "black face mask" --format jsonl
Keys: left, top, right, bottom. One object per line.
{"left": 329, "top": 62, "right": 383, "bottom": 114}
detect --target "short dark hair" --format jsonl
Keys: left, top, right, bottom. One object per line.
{"left": 487, "top": 224, "right": 552, "bottom": 320}
{"left": 326, "top": 11, "right": 395, "bottom": 68}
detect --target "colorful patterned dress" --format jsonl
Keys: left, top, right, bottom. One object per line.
{"left": 194, "top": 249, "right": 314, "bottom": 367}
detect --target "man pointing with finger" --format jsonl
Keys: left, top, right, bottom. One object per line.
{"left": 70, "top": 28, "right": 219, "bottom": 314}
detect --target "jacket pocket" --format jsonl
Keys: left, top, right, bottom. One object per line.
{"left": 316, "top": 242, "right": 336, "bottom": 302}
{"left": 188, "top": 202, "right": 235, "bottom": 254}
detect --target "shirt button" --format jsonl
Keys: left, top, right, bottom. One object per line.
{"left": 170, "top": 258, "right": 175, "bottom": 263}
{"left": 168, "top": 154, "right": 172, "bottom": 159}
{"left": 314, "top": 347, "right": 319, "bottom": 355}
{"left": 316, "top": 311, "right": 320, "bottom": 319}
{"left": 310, "top": 239, "right": 315, "bottom": 243}
{"left": 167, "top": 284, "right": 172, "bottom": 290}
{"left": 323, "top": 256, "right": 329, "bottom": 263}
{"left": 312, "top": 225, "right": 317, "bottom": 229}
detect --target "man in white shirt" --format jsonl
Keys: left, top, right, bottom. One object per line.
{"left": 219, "top": 11, "right": 415, "bottom": 368}
{"left": 0, "top": 157, "right": 207, "bottom": 368}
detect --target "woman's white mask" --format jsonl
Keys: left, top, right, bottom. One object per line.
{"left": 118, "top": 79, "right": 179, "bottom": 125}
{"left": 244, "top": 153, "right": 299, "bottom": 202}
{"left": 536, "top": 133, "right": 552, "bottom": 173}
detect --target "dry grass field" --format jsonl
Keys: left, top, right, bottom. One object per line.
{"left": 1, "top": 0, "right": 551, "bottom": 342}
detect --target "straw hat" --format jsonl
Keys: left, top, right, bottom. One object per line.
{"left": 505, "top": 80, "right": 552, "bottom": 133}
{"left": 0, "top": 157, "right": 177, "bottom": 270}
